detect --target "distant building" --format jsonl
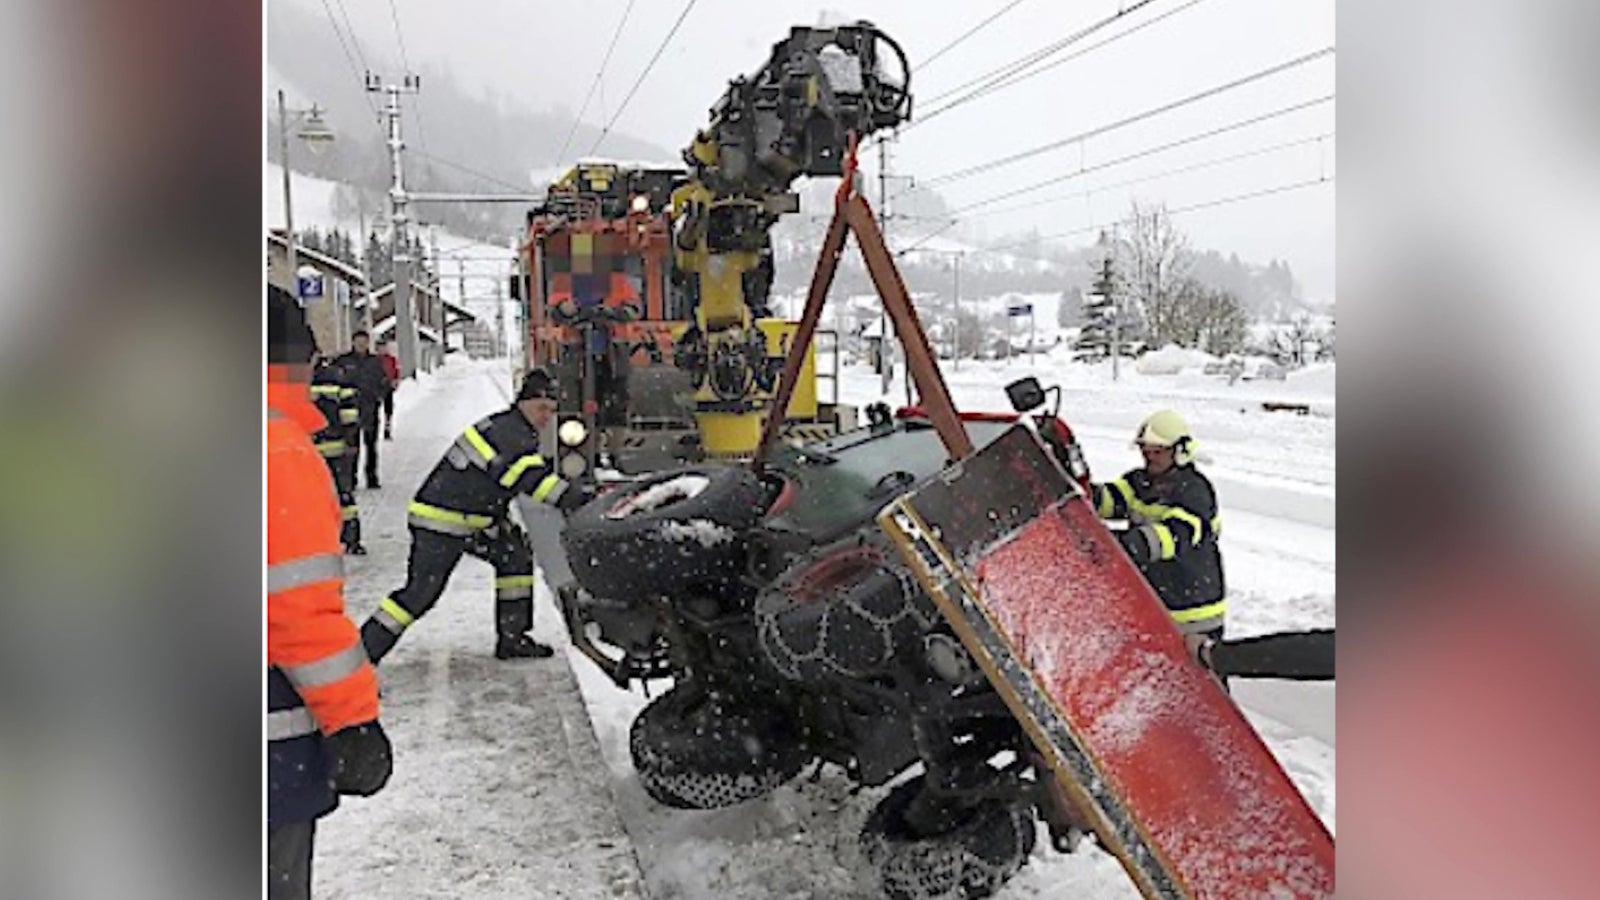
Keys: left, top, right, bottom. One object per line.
{"left": 364, "top": 281, "right": 479, "bottom": 372}
{"left": 267, "top": 230, "right": 367, "bottom": 355}
{"left": 458, "top": 319, "right": 498, "bottom": 359}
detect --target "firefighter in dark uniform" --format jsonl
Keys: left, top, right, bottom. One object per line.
{"left": 310, "top": 357, "right": 365, "bottom": 554}
{"left": 1091, "top": 409, "right": 1227, "bottom": 639}
{"left": 360, "top": 368, "right": 590, "bottom": 662}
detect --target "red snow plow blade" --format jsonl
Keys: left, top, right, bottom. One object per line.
{"left": 878, "top": 424, "right": 1334, "bottom": 900}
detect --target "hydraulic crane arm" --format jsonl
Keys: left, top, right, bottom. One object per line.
{"left": 671, "top": 23, "right": 912, "bottom": 456}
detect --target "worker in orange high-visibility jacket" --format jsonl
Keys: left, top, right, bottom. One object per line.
{"left": 267, "top": 284, "right": 393, "bottom": 900}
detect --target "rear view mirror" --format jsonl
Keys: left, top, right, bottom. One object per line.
{"left": 1005, "top": 377, "right": 1046, "bottom": 413}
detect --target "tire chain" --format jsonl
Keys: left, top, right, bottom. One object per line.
{"left": 629, "top": 704, "right": 797, "bottom": 809}
{"left": 756, "top": 550, "right": 940, "bottom": 681}
{"left": 859, "top": 797, "right": 1036, "bottom": 900}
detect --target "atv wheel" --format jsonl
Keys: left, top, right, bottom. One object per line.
{"left": 756, "top": 538, "right": 938, "bottom": 682}
{"left": 860, "top": 776, "right": 1037, "bottom": 900}
{"left": 628, "top": 684, "right": 811, "bottom": 810}
{"left": 563, "top": 465, "right": 768, "bottom": 600}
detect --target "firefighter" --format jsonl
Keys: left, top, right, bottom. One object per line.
{"left": 360, "top": 367, "right": 590, "bottom": 662}
{"left": 310, "top": 355, "right": 365, "bottom": 554}
{"left": 267, "top": 285, "right": 393, "bottom": 899}
{"left": 1091, "top": 409, "right": 1227, "bottom": 639}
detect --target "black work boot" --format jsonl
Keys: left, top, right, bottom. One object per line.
{"left": 494, "top": 633, "right": 554, "bottom": 660}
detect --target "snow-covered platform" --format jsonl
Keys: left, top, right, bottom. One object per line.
{"left": 316, "top": 359, "right": 645, "bottom": 899}
{"left": 314, "top": 353, "right": 1334, "bottom": 900}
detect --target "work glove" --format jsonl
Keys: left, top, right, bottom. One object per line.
{"left": 327, "top": 720, "right": 393, "bottom": 797}
{"left": 1183, "top": 632, "right": 1226, "bottom": 687}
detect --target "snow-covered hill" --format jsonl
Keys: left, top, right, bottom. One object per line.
{"left": 266, "top": 163, "right": 518, "bottom": 347}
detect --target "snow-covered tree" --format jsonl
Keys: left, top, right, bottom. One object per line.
{"left": 1074, "top": 245, "right": 1117, "bottom": 361}
{"left": 1181, "top": 280, "right": 1249, "bottom": 357}
{"left": 1316, "top": 316, "right": 1336, "bottom": 361}
{"left": 1114, "top": 201, "right": 1191, "bottom": 347}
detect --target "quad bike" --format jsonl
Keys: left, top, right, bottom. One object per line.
{"left": 559, "top": 385, "right": 1096, "bottom": 900}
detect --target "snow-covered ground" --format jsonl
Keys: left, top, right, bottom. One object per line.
{"left": 326, "top": 352, "right": 1333, "bottom": 899}
{"left": 318, "top": 359, "right": 646, "bottom": 899}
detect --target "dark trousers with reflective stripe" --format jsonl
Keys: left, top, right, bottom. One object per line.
{"left": 325, "top": 451, "right": 361, "bottom": 548}
{"left": 267, "top": 821, "right": 315, "bottom": 900}
{"left": 373, "top": 522, "right": 535, "bottom": 655}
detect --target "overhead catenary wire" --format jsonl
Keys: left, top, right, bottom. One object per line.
{"left": 385, "top": 0, "right": 432, "bottom": 158}
{"left": 317, "top": 0, "right": 384, "bottom": 132}
{"left": 913, "top": 0, "right": 1032, "bottom": 73}
{"left": 919, "top": 0, "right": 1161, "bottom": 111}
{"left": 332, "top": 0, "right": 373, "bottom": 76}
{"left": 557, "top": 0, "right": 640, "bottom": 165}
{"left": 969, "top": 130, "right": 1333, "bottom": 220}
{"left": 946, "top": 94, "right": 1335, "bottom": 217}
{"left": 862, "top": 0, "right": 1166, "bottom": 157}
{"left": 385, "top": 0, "right": 413, "bottom": 72}
{"left": 588, "top": 0, "right": 700, "bottom": 155}
{"left": 411, "top": 149, "right": 533, "bottom": 194}
{"left": 983, "top": 175, "right": 1334, "bottom": 255}
{"left": 913, "top": 46, "right": 1335, "bottom": 192}
{"left": 909, "top": 0, "right": 1210, "bottom": 135}
{"left": 894, "top": 129, "right": 1333, "bottom": 256}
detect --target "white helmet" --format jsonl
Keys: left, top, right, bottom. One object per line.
{"left": 1133, "top": 409, "right": 1196, "bottom": 466}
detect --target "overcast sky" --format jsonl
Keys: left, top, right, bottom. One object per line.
{"left": 273, "top": 0, "right": 1335, "bottom": 300}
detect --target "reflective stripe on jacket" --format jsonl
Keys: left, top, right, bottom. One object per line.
{"left": 411, "top": 406, "right": 568, "bottom": 531}
{"left": 1092, "top": 464, "right": 1227, "bottom": 632}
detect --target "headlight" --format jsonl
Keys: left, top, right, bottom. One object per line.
{"left": 558, "top": 419, "right": 588, "bottom": 447}
{"left": 560, "top": 453, "right": 588, "bottom": 478}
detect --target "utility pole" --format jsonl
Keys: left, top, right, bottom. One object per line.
{"left": 495, "top": 279, "right": 507, "bottom": 359}
{"left": 429, "top": 226, "right": 440, "bottom": 293}
{"left": 456, "top": 256, "right": 469, "bottom": 358}
{"left": 428, "top": 224, "right": 442, "bottom": 368}
{"left": 952, "top": 251, "right": 963, "bottom": 372}
{"left": 1029, "top": 304, "right": 1036, "bottom": 367}
{"left": 368, "top": 71, "right": 421, "bottom": 378}
{"left": 278, "top": 90, "right": 299, "bottom": 314}
{"left": 357, "top": 196, "right": 374, "bottom": 334}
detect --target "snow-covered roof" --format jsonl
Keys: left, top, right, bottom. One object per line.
{"left": 364, "top": 281, "right": 474, "bottom": 321}
{"left": 373, "top": 315, "right": 442, "bottom": 345}
{"left": 267, "top": 231, "right": 367, "bottom": 284}
{"left": 367, "top": 280, "right": 438, "bottom": 301}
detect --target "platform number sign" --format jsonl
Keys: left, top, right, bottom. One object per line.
{"left": 296, "top": 266, "right": 325, "bottom": 303}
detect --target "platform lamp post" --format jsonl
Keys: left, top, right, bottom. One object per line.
{"left": 277, "top": 90, "right": 336, "bottom": 335}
